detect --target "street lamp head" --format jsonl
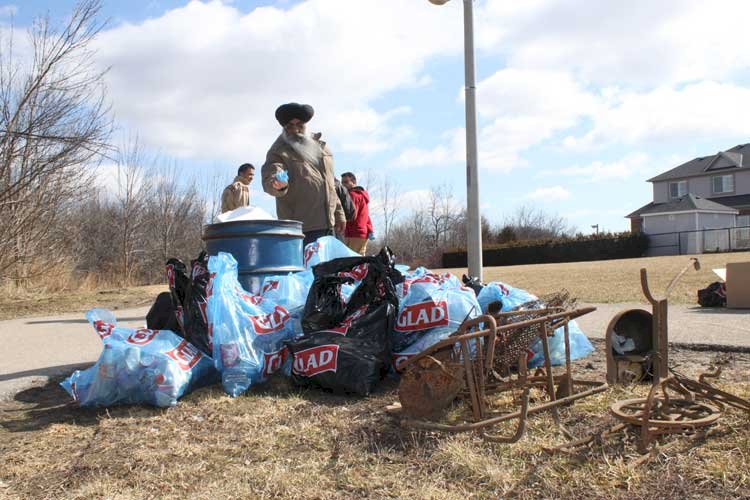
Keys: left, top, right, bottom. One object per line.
{"left": 428, "top": 0, "right": 451, "bottom": 4}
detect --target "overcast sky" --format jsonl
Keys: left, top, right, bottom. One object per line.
{"left": 6, "top": 0, "right": 750, "bottom": 233}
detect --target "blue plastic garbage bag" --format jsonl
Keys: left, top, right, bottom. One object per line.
{"left": 528, "top": 320, "right": 593, "bottom": 368}
{"left": 60, "top": 308, "right": 217, "bottom": 408}
{"left": 303, "top": 235, "right": 359, "bottom": 270}
{"left": 260, "top": 270, "right": 314, "bottom": 338}
{"left": 477, "top": 282, "right": 594, "bottom": 367}
{"left": 207, "top": 252, "right": 297, "bottom": 397}
{"left": 476, "top": 281, "right": 538, "bottom": 313}
{"left": 391, "top": 270, "right": 481, "bottom": 353}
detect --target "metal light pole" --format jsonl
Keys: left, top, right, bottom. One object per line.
{"left": 428, "top": 0, "right": 483, "bottom": 280}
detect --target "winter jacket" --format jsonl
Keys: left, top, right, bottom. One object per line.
{"left": 261, "top": 134, "right": 346, "bottom": 232}
{"left": 221, "top": 176, "right": 251, "bottom": 213}
{"left": 344, "top": 186, "right": 374, "bottom": 239}
{"left": 335, "top": 179, "right": 355, "bottom": 221}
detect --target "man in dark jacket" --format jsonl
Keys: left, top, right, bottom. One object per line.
{"left": 341, "top": 172, "right": 374, "bottom": 255}
{"left": 335, "top": 178, "right": 355, "bottom": 224}
{"left": 261, "top": 103, "right": 346, "bottom": 246}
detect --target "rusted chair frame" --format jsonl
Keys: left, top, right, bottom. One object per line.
{"left": 399, "top": 308, "right": 607, "bottom": 443}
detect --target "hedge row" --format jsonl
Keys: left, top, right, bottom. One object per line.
{"left": 442, "top": 232, "right": 649, "bottom": 268}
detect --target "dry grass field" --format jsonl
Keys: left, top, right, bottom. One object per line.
{"left": 1, "top": 252, "right": 749, "bottom": 498}
{"left": 1, "top": 341, "right": 749, "bottom": 499}
{"left": 0, "top": 285, "right": 166, "bottom": 321}
{"left": 1, "top": 252, "right": 747, "bottom": 322}
{"left": 442, "top": 251, "right": 750, "bottom": 305}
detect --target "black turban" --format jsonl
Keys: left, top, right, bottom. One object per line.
{"left": 275, "top": 103, "right": 314, "bottom": 126}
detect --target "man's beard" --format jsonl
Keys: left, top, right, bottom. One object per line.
{"left": 281, "top": 130, "right": 322, "bottom": 167}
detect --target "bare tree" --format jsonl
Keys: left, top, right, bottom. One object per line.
{"left": 374, "top": 175, "right": 401, "bottom": 244}
{"left": 112, "top": 136, "right": 151, "bottom": 284}
{"left": 0, "top": 0, "right": 112, "bottom": 283}
{"left": 503, "top": 205, "right": 574, "bottom": 241}
{"left": 426, "top": 183, "right": 458, "bottom": 248}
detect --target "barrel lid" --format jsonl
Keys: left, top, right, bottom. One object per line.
{"left": 203, "top": 218, "right": 303, "bottom": 231}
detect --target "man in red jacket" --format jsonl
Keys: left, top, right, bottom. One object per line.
{"left": 341, "top": 172, "right": 374, "bottom": 255}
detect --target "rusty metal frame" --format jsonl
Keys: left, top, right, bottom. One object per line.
{"left": 398, "top": 307, "right": 607, "bottom": 443}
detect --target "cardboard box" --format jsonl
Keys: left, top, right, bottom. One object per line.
{"left": 713, "top": 262, "right": 750, "bottom": 309}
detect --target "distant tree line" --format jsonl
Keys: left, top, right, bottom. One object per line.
{"left": 364, "top": 176, "right": 576, "bottom": 269}
{"left": 0, "top": 0, "right": 204, "bottom": 291}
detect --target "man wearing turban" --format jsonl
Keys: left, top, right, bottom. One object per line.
{"left": 262, "top": 103, "right": 346, "bottom": 246}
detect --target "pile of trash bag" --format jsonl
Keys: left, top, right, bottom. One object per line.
{"left": 163, "top": 252, "right": 212, "bottom": 355}
{"left": 60, "top": 309, "right": 217, "bottom": 407}
{"left": 207, "top": 252, "right": 298, "bottom": 397}
{"left": 389, "top": 268, "right": 481, "bottom": 372}
{"left": 60, "top": 236, "right": 598, "bottom": 407}
{"left": 288, "top": 247, "right": 402, "bottom": 395}
{"left": 469, "top": 278, "right": 594, "bottom": 368}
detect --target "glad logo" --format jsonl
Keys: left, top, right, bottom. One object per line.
{"left": 395, "top": 300, "right": 449, "bottom": 332}
{"left": 262, "top": 347, "right": 289, "bottom": 376}
{"left": 303, "top": 242, "right": 320, "bottom": 267}
{"left": 493, "top": 283, "right": 510, "bottom": 296}
{"left": 391, "top": 353, "right": 416, "bottom": 372}
{"left": 241, "top": 292, "right": 263, "bottom": 306}
{"left": 166, "top": 264, "right": 176, "bottom": 289}
{"left": 93, "top": 320, "right": 115, "bottom": 340}
{"left": 126, "top": 328, "right": 159, "bottom": 345}
{"left": 165, "top": 340, "right": 203, "bottom": 371}
{"left": 401, "top": 273, "right": 447, "bottom": 296}
{"left": 337, "top": 263, "right": 369, "bottom": 282}
{"left": 261, "top": 280, "right": 279, "bottom": 295}
{"left": 249, "top": 305, "right": 290, "bottom": 334}
{"left": 322, "top": 306, "right": 367, "bottom": 335}
{"left": 191, "top": 262, "right": 206, "bottom": 280}
{"left": 292, "top": 344, "right": 339, "bottom": 377}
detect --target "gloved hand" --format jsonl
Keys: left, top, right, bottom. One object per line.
{"left": 367, "top": 232, "right": 375, "bottom": 241}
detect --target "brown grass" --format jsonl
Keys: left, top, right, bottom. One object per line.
{"left": 1, "top": 342, "right": 749, "bottom": 499}
{"left": 2, "top": 251, "right": 747, "bottom": 321}
{"left": 0, "top": 285, "right": 166, "bottom": 321}
{"left": 441, "top": 251, "right": 750, "bottom": 305}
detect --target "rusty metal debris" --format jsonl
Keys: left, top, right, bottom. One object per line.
{"left": 397, "top": 297, "right": 607, "bottom": 444}
{"left": 550, "top": 258, "right": 750, "bottom": 458}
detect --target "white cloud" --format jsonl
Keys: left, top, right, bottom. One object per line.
{"left": 524, "top": 186, "right": 571, "bottom": 202}
{"left": 565, "top": 82, "right": 750, "bottom": 149}
{"left": 0, "top": 5, "right": 17, "bottom": 17}
{"left": 400, "top": 68, "right": 599, "bottom": 171}
{"left": 94, "top": 0, "right": 461, "bottom": 163}
{"left": 539, "top": 152, "right": 651, "bottom": 183}
{"left": 476, "top": 0, "right": 750, "bottom": 87}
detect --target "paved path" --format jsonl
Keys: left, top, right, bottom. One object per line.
{"left": 576, "top": 303, "right": 750, "bottom": 349}
{"left": 0, "top": 307, "right": 149, "bottom": 401}
{"left": 0, "top": 304, "right": 748, "bottom": 400}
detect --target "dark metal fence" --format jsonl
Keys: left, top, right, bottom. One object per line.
{"left": 646, "top": 225, "right": 750, "bottom": 255}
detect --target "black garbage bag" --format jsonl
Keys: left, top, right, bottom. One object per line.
{"left": 698, "top": 281, "right": 726, "bottom": 307}
{"left": 302, "top": 246, "right": 403, "bottom": 333}
{"left": 146, "top": 291, "right": 181, "bottom": 331}
{"left": 461, "top": 274, "right": 485, "bottom": 296}
{"left": 288, "top": 301, "right": 395, "bottom": 396}
{"left": 166, "top": 252, "right": 211, "bottom": 355}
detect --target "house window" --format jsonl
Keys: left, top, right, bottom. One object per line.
{"left": 712, "top": 174, "right": 734, "bottom": 194}
{"left": 669, "top": 180, "right": 687, "bottom": 199}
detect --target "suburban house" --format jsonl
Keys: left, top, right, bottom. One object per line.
{"left": 627, "top": 143, "right": 750, "bottom": 255}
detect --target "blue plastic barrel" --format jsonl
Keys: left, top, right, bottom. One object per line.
{"left": 202, "top": 219, "right": 304, "bottom": 294}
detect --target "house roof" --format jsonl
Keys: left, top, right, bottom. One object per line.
{"left": 707, "top": 194, "right": 750, "bottom": 209}
{"left": 647, "top": 143, "right": 750, "bottom": 182}
{"left": 626, "top": 194, "right": 738, "bottom": 218}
